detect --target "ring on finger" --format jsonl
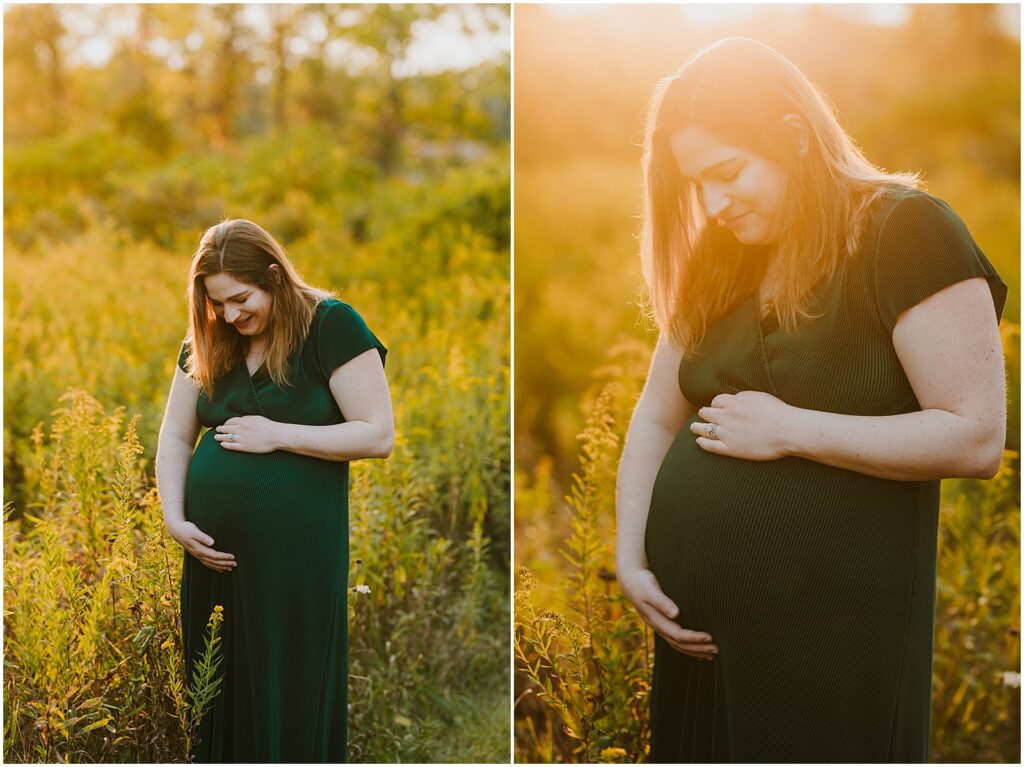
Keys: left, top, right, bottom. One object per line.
{"left": 705, "top": 422, "right": 719, "bottom": 440}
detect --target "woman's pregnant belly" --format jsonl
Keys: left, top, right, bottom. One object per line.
{"left": 184, "top": 430, "right": 349, "bottom": 559}
{"left": 643, "top": 416, "right": 920, "bottom": 638}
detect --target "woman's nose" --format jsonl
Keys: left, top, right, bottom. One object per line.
{"left": 225, "top": 306, "right": 240, "bottom": 323}
{"left": 703, "top": 187, "right": 732, "bottom": 218}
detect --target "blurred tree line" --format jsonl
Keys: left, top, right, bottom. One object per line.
{"left": 4, "top": 3, "right": 510, "bottom": 251}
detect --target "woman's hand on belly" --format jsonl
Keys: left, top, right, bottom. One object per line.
{"left": 167, "top": 519, "right": 238, "bottom": 573}
{"left": 214, "top": 416, "right": 281, "bottom": 454}
{"left": 691, "top": 390, "right": 794, "bottom": 461}
{"left": 618, "top": 566, "right": 719, "bottom": 661}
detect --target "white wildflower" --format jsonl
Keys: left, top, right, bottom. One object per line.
{"left": 1001, "top": 671, "right": 1020, "bottom": 688}
{"left": 353, "top": 584, "right": 371, "bottom": 595}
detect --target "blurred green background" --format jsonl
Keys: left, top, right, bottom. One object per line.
{"left": 514, "top": 4, "right": 1020, "bottom": 763}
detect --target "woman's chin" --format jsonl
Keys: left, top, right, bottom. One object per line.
{"left": 732, "top": 229, "right": 777, "bottom": 247}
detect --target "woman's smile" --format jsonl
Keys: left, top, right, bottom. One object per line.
{"left": 723, "top": 210, "right": 753, "bottom": 227}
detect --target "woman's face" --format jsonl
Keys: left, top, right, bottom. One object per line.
{"left": 669, "top": 126, "right": 788, "bottom": 246}
{"left": 204, "top": 271, "right": 274, "bottom": 342}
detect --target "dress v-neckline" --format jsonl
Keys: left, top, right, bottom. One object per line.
{"left": 244, "top": 344, "right": 269, "bottom": 381}
{"left": 240, "top": 360, "right": 269, "bottom": 417}
{"left": 751, "top": 292, "right": 781, "bottom": 397}
{"left": 240, "top": 356, "right": 269, "bottom": 385}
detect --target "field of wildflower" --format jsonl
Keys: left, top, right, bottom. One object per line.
{"left": 3, "top": 6, "right": 511, "bottom": 762}
{"left": 514, "top": 5, "right": 1020, "bottom": 763}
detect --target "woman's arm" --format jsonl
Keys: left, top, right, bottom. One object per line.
{"left": 617, "top": 338, "right": 692, "bottom": 571}
{"left": 214, "top": 348, "right": 394, "bottom": 461}
{"left": 617, "top": 338, "right": 718, "bottom": 660}
{"left": 156, "top": 367, "right": 202, "bottom": 527}
{"left": 693, "top": 277, "right": 1006, "bottom": 481}
{"left": 156, "top": 367, "right": 237, "bottom": 572}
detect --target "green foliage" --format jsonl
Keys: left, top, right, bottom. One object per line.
{"left": 4, "top": 393, "right": 190, "bottom": 762}
{"left": 515, "top": 386, "right": 651, "bottom": 764}
{"left": 932, "top": 456, "right": 1021, "bottom": 763}
{"left": 346, "top": 436, "right": 508, "bottom": 763}
{"left": 184, "top": 607, "right": 226, "bottom": 762}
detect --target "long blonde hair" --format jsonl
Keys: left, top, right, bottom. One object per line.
{"left": 641, "top": 37, "right": 922, "bottom": 354}
{"left": 184, "top": 219, "right": 334, "bottom": 397}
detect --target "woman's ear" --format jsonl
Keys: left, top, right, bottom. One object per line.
{"left": 269, "top": 263, "right": 281, "bottom": 280}
{"left": 782, "top": 114, "right": 809, "bottom": 158}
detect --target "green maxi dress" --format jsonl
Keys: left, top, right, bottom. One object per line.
{"left": 644, "top": 189, "right": 1007, "bottom": 763}
{"left": 176, "top": 297, "right": 387, "bottom": 763}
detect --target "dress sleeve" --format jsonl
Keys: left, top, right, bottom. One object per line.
{"left": 177, "top": 338, "right": 191, "bottom": 372}
{"left": 316, "top": 301, "right": 388, "bottom": 379}
{"left": 873, "top": 192, "right": 1007, "bottom": 335}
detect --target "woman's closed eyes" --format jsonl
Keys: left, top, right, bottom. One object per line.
{"left": 211, "top": 295, "right": 251, "bottom": 307}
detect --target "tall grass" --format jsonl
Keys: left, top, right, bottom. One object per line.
{"left": 5, "top": 393, "right": 192, "bottom": 762}
{"left": 515, "top": 385, "right": 652, "bottom": 764}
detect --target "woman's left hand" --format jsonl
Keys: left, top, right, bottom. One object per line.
{"left": 214, "top": 416, "right": 281, "bottom": 453}
{"left": 690, "top": 390, "right": 796, "bottom": 461}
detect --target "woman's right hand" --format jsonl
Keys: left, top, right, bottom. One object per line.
{"left": 618, "top": 566, "right": 719, "bottom": 661}
{"left": 166, "top": 520, "right": 237, "bottom": 573}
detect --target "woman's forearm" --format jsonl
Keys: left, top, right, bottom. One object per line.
{"left": 274, "top": 420, "right": 393, "bottom": 461}
{"left": 155, "top": 434, "right": 194, "bottom": 525}
{"left": 616, "top": 419, "right": 678, "bottom": 573}
{"left": 785, "top": 405, "right": 1004, "bottom": 481}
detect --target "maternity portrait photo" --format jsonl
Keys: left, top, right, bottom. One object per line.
{"left": 4, "top": 3, "right": 510, "bottom": 763}
{"left": 513, "top": 4, "right": 1020, "bottom": 764}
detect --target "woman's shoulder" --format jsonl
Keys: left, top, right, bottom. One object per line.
{"left": 308, "top": 295, "right": 385, "bottom": 343}
{"left": 313, "top": 295, "right": 339, "bottom": 320}
{"left": 857, "top": 186, "right": 973, "bottom": 260}
{"left": 862, "top": 186, "right": 1006, "bottom": 331}
{"left": 312, "top": 296, "right": 365, "bottom": 330}
{"left": 873, "top": 186, "right": 969, "bottom": 237}
{"left": 310, "top": 295, "right": 387, "bottom": 374}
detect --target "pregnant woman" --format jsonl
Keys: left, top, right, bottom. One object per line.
{"left": 156, "top": 219, "right": 393, "bottom": 762}
{"left": 615, "top": 38, "right": 1007, "bottom": 762}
